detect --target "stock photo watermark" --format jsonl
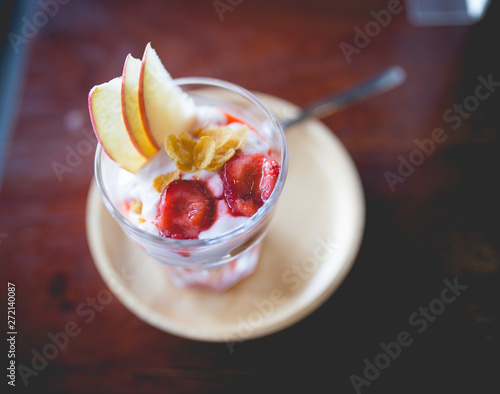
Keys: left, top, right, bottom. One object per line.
{"left": 51, "top": 109, "right": 97, "bottom": 182}
{"left": 384, "top": 73, "right": 500, "bottom": 192}
{"left": 224, "top": 235, "right": 338, "bottom": 353}
{"left": 213, "top": 0, "right": 243, "bottom": 22}
{"left": 16, "top": 289, "right": 112, "bottom": 386}
{"left": 7, "top": 283, "right": 16, "bottom": 387}
{"left": 349, "top": 277, "right": 468, "bottom": 393}
{"left": 12, "top": 266, "right": 135, "bottom": 387}
{"left": 7, "top": 0, "right": 72, "bottom": 54}
{"left": 340, "top": 0, "right": 404, "bottom": 64}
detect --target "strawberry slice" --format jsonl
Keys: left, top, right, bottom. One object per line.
{"left": 222, "top": 153, "right": 280, "bottom": 217}
{"left": 157, "top": 180, "right": 216, "bottom": 239}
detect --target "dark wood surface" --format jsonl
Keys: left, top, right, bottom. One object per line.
{"left": 1, "top": 0, "right": 499, "bottom": 393}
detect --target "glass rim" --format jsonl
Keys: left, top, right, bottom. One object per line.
{"left": 94, "top": 76, "right": 288, "bottom": 248}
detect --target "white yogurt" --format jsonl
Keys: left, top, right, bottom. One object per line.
{"left": 111, "top": 105, "right": 271, "bottom": 239}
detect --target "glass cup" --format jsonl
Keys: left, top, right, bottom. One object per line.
{"left": 405, "top": 0, "right": 490, "bottom": 26}
{"left": 94, "top": 77, "right": 288, "bottom": 291}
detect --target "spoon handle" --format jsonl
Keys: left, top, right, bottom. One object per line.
{"left": 281, "top": 65, "right": 406, "bottom": 130}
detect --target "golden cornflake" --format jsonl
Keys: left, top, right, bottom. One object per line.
{"left": 193, "top": 136, "right": 216, "bottom": 169}
{"left": 138, "top": 217, "right": 146, "bottom": 224}
{"left": 199, "top": 126, "right": 231, "bottom": 147}
{"left": 205, "top": 148, "right": 236, "bottom": 171}
{"left": 200, "top": 125, "right": 248, "bottom": 151}
{"left": 221, "top": 125, "right": 248, "bottom": 151}
{"left": 175, "top": 160, "right": 197, "bottom": 172}
{"left": 153, "top": 169, "right": 181, "bottom": 193}
{"left": 163, "top": 126, "right": 248, "bottom": 172}
{"left": 130, "top": 199, "right": 143, "bottom": 214}
{"left": 164, "top": 133, "right": 196, "bottom": 164}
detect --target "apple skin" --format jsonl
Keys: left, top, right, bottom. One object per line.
{"left": 89, "top": 77, "right": 148, "bottom": 174}
{"left": 138, "top": 42, "right": 196, "bottom": 149}
{"left": 137, "top": 47, "right": 154, "bottom": 148}
{"left": 122, "top": 54, "right": 158, "bottom": 158}
{"left": 88, "top": 43, "right": 196, "bottom": 173}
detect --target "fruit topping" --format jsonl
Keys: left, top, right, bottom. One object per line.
{"left": 139, "top": 43, "right": 196, "bottom": 149}
{"left": 222, "top": 153, "right": 280, "bottom": 217}
{"left": 122, "top": 54, "right": 158, "bottom": 158}
{"left": 156, "top": 180, "right": 217, "bottom": 239}
{"left": 89, "top": 43, "right": 196, "bottom": 174}
{"left": 89, "top": 77, "right": 148, "bottom": 174}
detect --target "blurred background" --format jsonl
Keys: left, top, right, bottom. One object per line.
{"left": 1, "top": 0, "right": 499, "bottom": 392}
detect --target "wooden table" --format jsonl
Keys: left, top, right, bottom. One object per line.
{"left": 1, "top": 0, "right": 499, "bottom": 392}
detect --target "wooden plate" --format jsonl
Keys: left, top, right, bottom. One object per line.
{"left": 85, "top": 94, "right": 365, "bottom": 342}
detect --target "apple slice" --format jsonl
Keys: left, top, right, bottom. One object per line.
{"left": 89, "top": 77, "right": 148, "bottom": 173}
{"left": 122, "top": 54, "right": 158, "bottom": 158}
{"left": 139, "top": 43, "right": 196, "bottom": 149}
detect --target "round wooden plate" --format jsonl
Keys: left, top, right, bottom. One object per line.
{"left": 85, "top": 94, "right": 365, "bottom": 342}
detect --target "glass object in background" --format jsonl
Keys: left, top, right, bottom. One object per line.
{"left": 405, "top": 0, "right": 491, "bottom": 26}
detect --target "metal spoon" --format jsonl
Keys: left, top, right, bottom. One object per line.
{"left": 281, "top": 65, "right": 406, "bottom": 130}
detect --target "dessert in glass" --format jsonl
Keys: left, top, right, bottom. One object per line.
{"left": 89, "top": 43, "right": 288, "bottom": 291}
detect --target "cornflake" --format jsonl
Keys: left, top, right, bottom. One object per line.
{"left": 164, "top": 125, "right": 248, "bottom": 172}
{"left": 205, "top": 148, "right": 236, "bottom": 171}
{"left": 193, "top": 136, "right": 216, "bottom": 169}
{"left": 165, "top": 133, "right": 196, "bottom": 166}
{"left": 153, "top": 169, "right": 181, "bottom": 193}
{"left": 200, "top": 125, "right": 248, "bottom": 151}
{"left": 130, "top": 199, "right": 143, "bottom": 214}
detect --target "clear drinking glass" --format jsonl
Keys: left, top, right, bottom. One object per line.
{"left": 405, "top": 0, "right": 490, "bottom": 26}
{"left": 94, "top": 77, "right": 288, "bottom": 291}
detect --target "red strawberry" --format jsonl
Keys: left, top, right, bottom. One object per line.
{"left": 157, "top": 180, "right": 216, "bottom": 239}
{"left": 222, "top": 153, "right": 280, "bottom": 217}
